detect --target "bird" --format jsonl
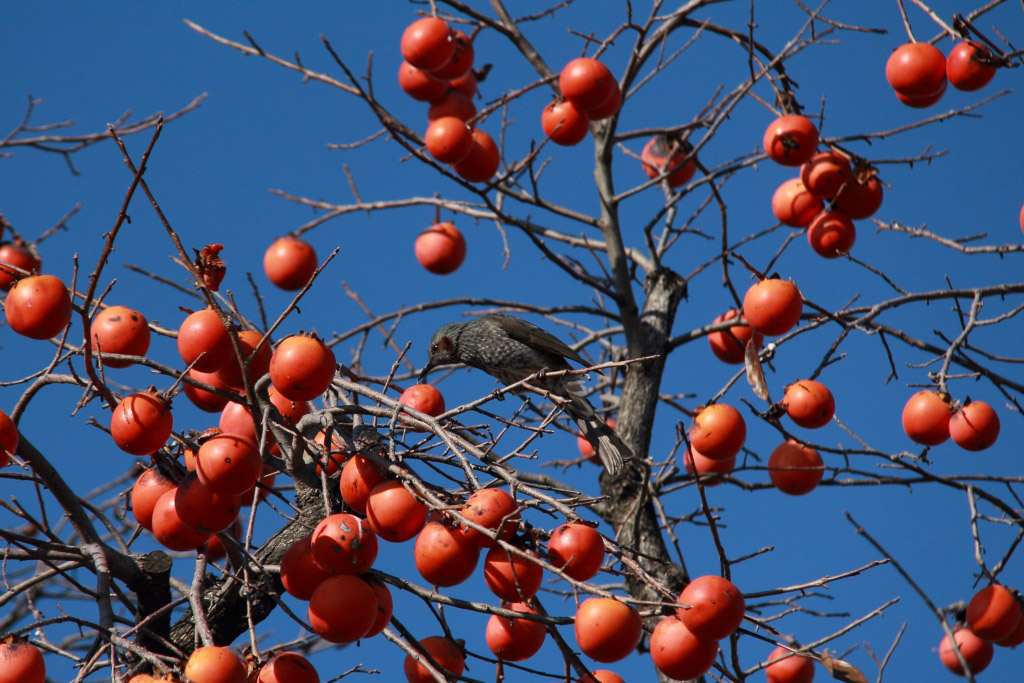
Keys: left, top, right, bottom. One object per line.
{"left": 418, "top": 313, "right": 632, "bottom": 474}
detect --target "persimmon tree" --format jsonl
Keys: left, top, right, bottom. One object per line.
{"left": 1, "top": 2, "right": 1023, "bottom": 682}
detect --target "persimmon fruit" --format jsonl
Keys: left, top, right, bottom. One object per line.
{"left": 768, "top": 440, "right": 825, "bottom": 496}
{"left": 89, "top": 305, "right": 150, "bottom": 367}
{"left": 677, "top": 574, "right": 745, "bottom": 640}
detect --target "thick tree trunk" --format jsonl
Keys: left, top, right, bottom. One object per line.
{"left": 602, "top": 267, "right": 690, "bottom": 681}
{"left": 168, "top": 476, "right": 328, "bottom": 651}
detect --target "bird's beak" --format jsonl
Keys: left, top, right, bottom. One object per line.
{"left": 417, "top": 362, "right": 433, "bottom": 383}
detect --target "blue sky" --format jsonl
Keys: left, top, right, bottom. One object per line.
{"left": 3, "top": 2, "right": 1024, "bottom": 681}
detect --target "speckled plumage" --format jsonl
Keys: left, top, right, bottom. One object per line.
{"left": 419, "top": 314, "right": 632, "bottom": 474}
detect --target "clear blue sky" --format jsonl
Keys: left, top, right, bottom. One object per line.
{"left": 2, "top": 2, "right": 1023, "bottom": 681}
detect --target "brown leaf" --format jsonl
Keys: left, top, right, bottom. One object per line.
{"left": 745, "top": 338, "right": 770, "bottom": 402}
{"left": 821, "top": 651, "right": 868, "bottom": 683}
{"left": 196, "top": 243, "right": 226, "bottom": 291}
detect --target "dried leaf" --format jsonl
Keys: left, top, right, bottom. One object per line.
{"left": 745, "top": 338, "right": 770, "bottom": 402}
{"left": 821, "top": 652, "right": 868, "bottom": 683}
{"left": 196, "top": 243, "right": 226, "bottom": 291}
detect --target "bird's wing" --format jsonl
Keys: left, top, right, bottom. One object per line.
{"left": 490, "top": 314, "right": 588, "bottom": 366}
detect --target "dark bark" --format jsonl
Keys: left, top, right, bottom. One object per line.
{"left": 127, "top": 550, "right": 174, "bottom": 657}
{"left": 601, "top": 267, "right": 690, "bottom": 680}
{"left": 168, "top": 476, "right": 331, "bottom": 652}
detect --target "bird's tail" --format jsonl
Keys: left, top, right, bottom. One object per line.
{"left": 568, "top": 400, "right": 633, "bottom": 476}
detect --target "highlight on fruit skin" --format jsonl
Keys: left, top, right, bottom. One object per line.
{"left": 263, "top": 235, "right": 318, "bottom": 291}
{"left": 415, "top": 222, "right": 466, "bottom": 275}
{"left": 742, "top": 278, "right": 803, "bottom": 337}
{"left": 763, "top": 114, "right": 819, "bottom": 167}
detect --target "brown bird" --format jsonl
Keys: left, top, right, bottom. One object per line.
{"left": 419, "top": 314, "right": 632, "bottom": 474}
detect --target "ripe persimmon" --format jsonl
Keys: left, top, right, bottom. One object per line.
{"left": 542, "top": 100, "right": 590, "bottom": 147}
{"left": 89, "top": 305, "right": 150, "bottom": 368}
{"left": 938, "top": 627, "right": 993, "bottom": 675}
{"left": 174, "top": 471, "right": 241, "bottom": 534}
{"left": 130, "top": 466, "right": 177, "bottom": 530}
{"left": 313, "top": 428, "right": 347, "bottom": 476}
{"left": 363, "top": 574, "right": 394, "bottom": 638}
{"left": 781, "top": 379, "right": 835, "bottom": 429}
{"left": 365, "top": 479, "right": 428, "bottom": 543}
{"left": 743, "top": 278, "right": 803, "bottom": 336}
{"left": 486, "top": 601, "right": 547, "bottom": 661}
{"left": 413, "top": 520, "right": 480, "bottom": 587}
{"left": 4, "top": 274, "right": 71, "bottom": 340}
{"left": 215, "top": 329, "right": 272, "bottom": 389}
{"left": 886, "top": 42, "right": 947, "bottom": 98}
{"left": 110, "top": 392, "right": 173, "bottom": 456}
{"left": 947, "top": 41, "right": 997, "bottom": 91}
{"left": 151, "top": 488, "right": 211, "bottom": 552}
{"left": 807, "top": 210, "right": 856, "bottom": 258}
{"left": 280, "top": 536, "right": 332, "bottom": 601}
{"left": 263, "top": 236, "right": 316, "bottom": 291}
{"left": 765, "top": 646, "right": 815, "bottom": 683}
{"left": 257, "top": 651, "right": 319, "bottom": 683}
{"left": 901, "top": 390, "right": 951, "bottom": 446}
{"left": 184, "top": 646, "right": 247, "bottom": 683}
{"left": 459, "top": 488, "right": 520, "bottom": 547}
{"left": 768, "top": 440, "right": 824, "bottom": 496}
{"left": 400, "top": 17, "right": 455, "bottom": 73}
{"left": 431, "top": 30, "right": 473, "bottom": 80}
{"left": 683, "top": 446, "right": 735, "bottom": 487}
{"left": 182, "top": 367, "right": 233, "bottom": 413}
{"left": 894, "top": 80, "right": 947, "bottom": 108}
{"left": 483, "top": 544, "right": 544, "bottom": 601}
{"left": 559, "top": 58, "right": 615, "bottom": 112}
{"left": 269, "top": 333, "right": 336, "bottom": 401}
{"left": 677, "top": 575, "right": 745, "bottom": 640}
{"left": 449, "top": 70, "right": 477, "bottom": 99}
{"left": 340, "top": 455, "right": 387, "bottom": 514}
{"left": 834, "top": 174, "right": 884, "bottom": 220}
{"left": 649, "top": 615, "right": 719, "bottom": 680}
{"left": 547, "top": 522, "right": 604, "bottom": 581}
{"left": 996, "top": 612, "right": 1024, "bottom": 647}
{"left": 398, "top": 61, "right": 448, "bottom": 102}
{"left": 310, "top": 513, "right": 378, "bottom": 575}
{"left": 415, "top": 222, "right": 466, "bottom": 275}
{"left": 763, "top": 114, "right": 819, "bottom": 167}
{"left": 772, "top": 177, "right": 824, "bottom": 228}
{"left": 453, "top": 129, "right": 499, "bottom": 182}
{"left": 0, "top": 242, "right": 40, "bottom": 291}
{"left": 0, "top": 636, "right": 46, "bottom": 683}
{"left": 308, "top": 574, "right": 378, "bottom": 644}
{"left": 967, "top": 584, "right": 1022, "bottom": 642}
{"left": 426, "top": 90, "right": 476, "bottom": 122}
{"left": 574, "top": 597, "right": 642, "bottom": 663}
{"left": 587, "top": 80, "right": 622, "bottom": 120}
{"left": 949, "top": 400, "right": 1000, "bottom": 451}
{"left": 689, "top": 403, "right": 746, "bottom": 461}
{"left": 641, "top": 135, "right": 696, "bottom": 188}
{"left": 708, "top": 309, "right": 762, "bottom": 364}
{"left": 195, "top": 433, "right": 262, "bottom": 496}
{"left": 425, "top": 116, "right": 473, "bottom": 164}
{"left": 576, "top": 672, "right": 625, "bottom": 683}
{"left": 399, "top": 384, "right": 446, "bottom": 427}
{"left": 800, "top": 151, "right": 851, "bottom": 199}
{"left": 403, "top": 636, "right": 465, "bottom": 683}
